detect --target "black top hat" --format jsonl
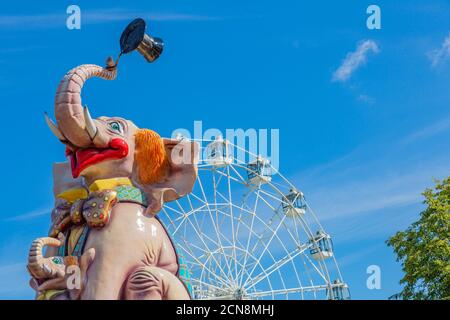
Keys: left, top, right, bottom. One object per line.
{"left": 120, "top": 18, "right": 164, "bottom": 63}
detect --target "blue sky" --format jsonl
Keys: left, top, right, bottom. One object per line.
{"left": 1, "top": 0, "right": 450, "bottom": 299}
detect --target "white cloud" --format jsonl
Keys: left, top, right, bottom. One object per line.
{"left": 401, "top": 115, "right": 450, "bottom": 145}
{"left": 294, "top": 125, "right": 450, "bottom": 227}
{"left": 0, "top": 14, "right": 61, "bottom": 28}
{"left": 429, "top": 33, "right": 450, "bottom": 67}
{"left": 305, "top": 164, "right": 438, "bottom": 222}
{"left": 357, "top": 94, "right": 376, "bottom": 105}
{"left": 4, "top": 208, "right": 50, "bottom": 222}
{"left": 0, "top": 9, "right": 221, "bottom": 29}
{"left": 84, "top": 10, "right": 222, "bottom": 23}
{"left": 335, "top": 244, "right": 381, "bottom": 268}
{"left": 332, "top": 40, "right": 380, "bottom": 82}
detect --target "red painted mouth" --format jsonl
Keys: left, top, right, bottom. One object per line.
{"left": 66, "top": 138, "right": 129, "bottom": 178}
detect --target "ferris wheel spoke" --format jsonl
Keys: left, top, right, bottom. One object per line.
{"left": 176, "top": 195, "right": 233, "bottom": 283}
{"left": 242, "top": 212, "right": 287, "bottom": 288}
{"left": 171, "top": 215, "right": 189, "bottom": 236}
{"left": 185, "top": 192, "right": 196, "bottom": 212}
{"left": 176, "top": 204, "right": 208, "bottom": 222}
{"left": 265, "top": 207, "right": 302, "bottom": 250}
{"left": 160, "top": 207, "right": 178, "bottom": 229}
{"left": 225, "top": 165, "right": 239, "bottom": 282}
{"left": 264, "top": 246, "right": 289, "bottom": 297}
{"left": 182, "top": 205, "right": 219, "bottom": 246}
{"left": 252, "top": 191, "right": 278, "bottom": 212}
{"left": 176, "top": 242, "right": 230, "bottom": 288}
{"left": 302, "top": 253, "right": 328, "bottom": 283}
{"left": 197, "top": 169, "right": 235, "bottom": 281}
{"left": 244, "top": 244, "right": 310, "bottom": 291}
{"left": 246, "top": 208, "right": 289, "bottom": 257}
{"left": 215, "top": 190, "right": 231, "bottom": 205}
{"left": 179, "top": 246, "right": 232, "bottom": 289}
{"left": 246, "top": 284, "right": 329, "bottom": 298}
{"left": 188, "top": 191, "right": 209, "bottom": 206}
{"left": 204, "top": 246, "right": 261, "bottom": 286}
{"left": 186, "top": 192, "right": 209, "bottom": 231}
{"left": 187, "top": 242, "right": 218, "bottom": 258}
{"left": 292, "top": 213, "right": 301, "bottom": 245}
{"left": 299, "top": 254, "right": 317, "bottom": 299}
{"left": 245, "top": 225, "right": 303, "bottom": 287}
{"left": 287, "top": 238, "right": 305, "bottom": 298}
{"left": 188, "top": 277, "right": 229, "bottom": 293}
{"left": 257, "top": 187, "right": 286, "bottom": 202}
{"left": 201, "top": 251, "right": 235, "bottom": 289}
{"left": 244, "top": 214, "right": 306, "bottom": 283}
{"left": 214, "top": 169, "right": 247, "bottom": 186}
{"left": 246, "top": 188, "right": 308, "bottom": 264}
{"left": 228, "top": 163, "right": 251, "bottom": 185}
{"left": 237, "top": 188, "right": 260, "bottom": 286}
{"left": 164, "top": 203, "right": 186, "bottom": 216}
{"left": 304, "top": 202, "right": 326, "bottom": 233}
{"left": 172, "top": 200, "right": 207, "bottom": 233}
{"left": 183, "top": 216, "right": 233, "bottom": 283}
{"left": 270, "top": 210, "right": 304, "bottom": 248}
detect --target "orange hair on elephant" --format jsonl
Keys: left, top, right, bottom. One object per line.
{"left": 135, "top": 129, "right": 169, "bottom": 184}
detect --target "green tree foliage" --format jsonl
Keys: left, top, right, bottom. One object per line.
{"left": 387, "top": 177, "right": 450, "bottom": 300}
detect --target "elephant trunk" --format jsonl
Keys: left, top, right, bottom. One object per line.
{"left": 27, "top": 237, "right": 62, "bottom": 279}
{"left": 54, "top": 63, "right": 117, "bottom": 148}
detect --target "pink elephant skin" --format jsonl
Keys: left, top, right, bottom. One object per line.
{"left": 28, "top": 61, "right": 198, "bottom": 300}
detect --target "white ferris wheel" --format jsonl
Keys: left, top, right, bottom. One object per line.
{"left": 160, "top": 137, "right": 350, "bottom": 300}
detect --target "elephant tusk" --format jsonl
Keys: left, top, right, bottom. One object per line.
{"left": 43, "top": 264, "right": 51, "bottom": 275}
{"left": 83, "top": 105, "right": 98, "bottom": 141}
{"left": 44, "top": 112, "right": 67, "bottom": 142}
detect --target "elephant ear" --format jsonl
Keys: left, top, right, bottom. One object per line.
{"left": 133, "top": 129, "right": 199, "bottom": 216}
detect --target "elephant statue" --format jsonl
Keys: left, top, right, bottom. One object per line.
{"left": 27, "top": 59, "right": 198, "bottom": 300}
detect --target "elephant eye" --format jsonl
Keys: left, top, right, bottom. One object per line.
{"left": 109, "top": 121, "right": 122, "bottom": 133}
